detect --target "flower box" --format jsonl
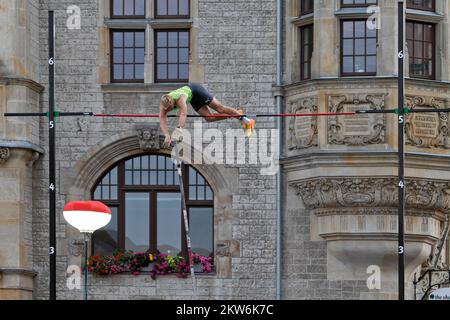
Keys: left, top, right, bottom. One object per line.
{"left": 87, "top": 249, "right": 213, "bottom": 279}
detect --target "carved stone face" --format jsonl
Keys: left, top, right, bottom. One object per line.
{"left": 0, "top": 147, "right": 10, "bottom": 164}
{"left": 142, "top": 130, "right": 152, "bottom": 140}
{"left": 136, "top": 126, "right": 161, "bottom": 151}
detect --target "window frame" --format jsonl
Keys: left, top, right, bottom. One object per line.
{"left": 154, "top": 29, "right": 190, "bottom": 83}
{"left": 91, "top": 154, "right": 214, "bottom": 261}
{"left": 340, "top": 0, "right": 378, "bottom": 8}
{"left": 340, "top": 19, "right": 378, "bottom": 77}
{"left": 406, "top": 20, "right": 436, "bottom": 80}
{"left": 110, "top": 0, "right": 146, "bottom": 19}
{"left": 406, "top": 0, "right": 436, "bottom": 12}
{"left": 110, "top": 29, "right": 146, "bottom": 83}
{"left": 155, "top": 0, "right": 191, "bottom": 19}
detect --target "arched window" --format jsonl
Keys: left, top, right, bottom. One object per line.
{"left": 91, "top": 154, "right": 214, "bottom": 260}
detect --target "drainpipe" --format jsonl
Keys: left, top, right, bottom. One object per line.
{"left": 275, "top": 0, "right": 283, "bottom": 301}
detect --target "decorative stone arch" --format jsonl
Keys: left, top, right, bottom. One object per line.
{"left": 65, "top": 129, "right": 236, "bottom": 201}
{"left": 62, "top": 127, "right": 239, "bottom": 278}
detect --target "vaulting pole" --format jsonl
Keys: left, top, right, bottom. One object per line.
{"left": 173, "top": 141, "right": 198, "bottom": 298}
{"left": 48, "top": 10, "right": 57, "bottom": 301}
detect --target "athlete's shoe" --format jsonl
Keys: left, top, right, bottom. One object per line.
{"left": 243, "top": 119, "right": 256, "bottom": 137}
{"left": 237, "top": 109, "right": 255, "bottom": 137}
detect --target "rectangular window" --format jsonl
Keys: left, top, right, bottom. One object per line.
{"left": 155, "top": 30, "right": 190, "bottom": 82}
{"left": 188, "top": 167, "right": 213, "bottom": 201}
{"left": 300, "top": 24, "right": 313, "bottom": 80}
{"left": 406, "top": 0, "right": 435, "bottom": 11}
{"left": 341, "top": 0, "right": 377, "bottom": 7}
{"left": 189, "top": 208, "right": 214, "bottom": 258}
{"left": 125, "top": 192, "right": 150, "bottom": 253}
{"left": 341, "top": 20, "right": 377, "bottom": 76}
{"left": 157, "top": 193, "right": 182, "bottom": 255}
{"left": 93, "top": 207, "right": 119, "bottom": 256}
{"left": 111, "top": 0, "right": 145, "bottom": 18}
{"left": 406, "top": 21, "right": 435, "bottom": 79}
{"left": 156, "top": 0, "right": 190, "bottom": 18}
{"left": 111, "top": 30, "right": 145, "bottom": 82}
{"left": 300, "top": 0, "right": 314, "bottom": 16}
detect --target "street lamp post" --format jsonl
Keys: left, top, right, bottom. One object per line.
{"left": 63, "top": 201, "right": 112, "bottom": 300}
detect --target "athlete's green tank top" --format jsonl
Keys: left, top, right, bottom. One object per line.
{"left": 168, "top": 86, "right": 193, "bottom": 105}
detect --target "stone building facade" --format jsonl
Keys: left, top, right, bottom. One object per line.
{"left": 0, "top": 0, "right": 449, "bottom": 300}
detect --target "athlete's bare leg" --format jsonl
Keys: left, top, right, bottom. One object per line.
{"left": 196, "top": 105, "right": 228, "bottom": 122}
{"left": 207, "top": 98, "right": 242, "bottom": 117}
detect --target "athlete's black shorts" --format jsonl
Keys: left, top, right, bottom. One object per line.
{"left": 188, "top": 83, "right": 214, "bottom": 111}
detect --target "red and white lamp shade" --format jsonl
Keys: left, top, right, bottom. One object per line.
{"left": 63, "top": 201, "right": 111, "bottom": 234}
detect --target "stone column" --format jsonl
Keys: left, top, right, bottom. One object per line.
{"left": 0, "top": 147, "right": 41, "bottom": 299}
{"left": 312, "top": 1, "right": 339, "bottom": 78}
{"left": 0, "top": 0, "right": 43, "bottom": 299}
{"left": 438, "top": 0, "right": 450, "bottom": 81}
{"left": 378, "top": 0, "right": 399, "bottom": 76}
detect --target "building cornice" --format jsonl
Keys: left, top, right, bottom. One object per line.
{"left": 101, "top": 83, "right": 188, "bottom": 93}
{"left": 282, "top": 151, "right": 450, "bottom": 174}
{"left": 406, "top": 8, "right": 444, "bottom": 24}
{"left": 283, "top": 77, "right": 450, "bottom": 93}
{"left": 0, "top": 268, "right": 38, "bottom": 279}
{"left": 291, "top": 14, "right": 313, "bottom": 27}
{"left": 0, "top": 140, "right": 45, "bottom": 155}
{"left": 104, "top": 18, "right": 193, "bottom": 29}
{"left": 0, "top": 77, "right": 44, "bottom": 93}
{"left": 334, "top": 7, "right": 372, "bottom": 19}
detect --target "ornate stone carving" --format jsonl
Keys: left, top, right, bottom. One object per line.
{"left": 328, "top": 94, "right": 386, "bottom": 146}
{"left": 287, "top": 96, "right": 318, "bottom": 150}
{"left": 136, "top": 126, "right": 161, "bottom": 151}
{"left": 405, "top": 96, "right": 450, "bottom": 149}
{"left": 0, "top": 147, "right": 10, "bottom": 165}
{"left": 415, "top": 270, "right": 450, "bottom": 300}
{"left": 291, "top": 177, "right": 450, "bottom": 213}
{"left": 26, "top": 151, "right": 40, "bottom": 168}
{"left": 423, "top": 217, "right": 449, "bottom": 271}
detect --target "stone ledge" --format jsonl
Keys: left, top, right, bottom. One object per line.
{"left": 321, "top": 232, "right": 439, "bottom": 244}
{"left": 0, "top": 268, "right": 37, "bottom": 278}
{"left": 284, "top": 77, "right": 450, "bottom": 92}
{"left": 0, "top": 268, "right": 37, "bottom": 295}
{"left": 0, "top": 77, "right": 44, "bottom": 93}
{"left": 406, "top": 8, "right": 444, "bottom": 24}
{"left": 318, "top": 215, "right": 441, "bottom": 242}
{"left": 0, "top": 140, "right": 44, "bottom": 155}
{"left": 282, "top": 151, "right": 450, "bottom": 174}
{"left": 291, "top": 14, "right": 313, "bottom": 27}
{"left": 101, "top": 83, "right": 188, "bottom": 93}
{"left": 104, "top": 18, "right": 193, "bottom": 29}
{"left": 334, "top": 7, "right": 372, "bottom": 19}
